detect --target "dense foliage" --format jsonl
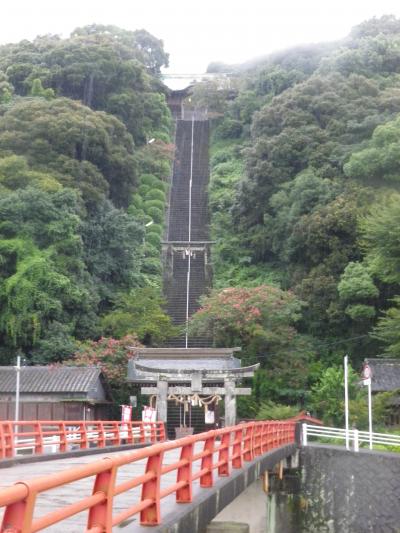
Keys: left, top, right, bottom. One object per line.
{"left": 190, "top": 285, "right": 317, "bottom": 405}
{"left": 0, "top": 25, "right": 175, "bottom": 364}
{"left": 3, "top": 15, "right": 400, "bottom": 425}
{"left": 64, "top": 335, "right": 141, "bottom": 409}
{"left": 0, "top": 26, "right": 170, "bottom": 145}
{"left": 191, "top": 15, "right": 400, "bottom": 418}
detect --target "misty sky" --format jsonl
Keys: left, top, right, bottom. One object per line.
{"left": 1, "top": 0, "right": 400, "bottom": 72}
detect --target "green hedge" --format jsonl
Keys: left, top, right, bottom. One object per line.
{"left": 146, "top": 207, "right": 163, "bottom": 224}
{"left": 146, "top": 232, "right": 161, "bottom": 247}
{"left": 147, "top": 223, "right": 163, "bottom": 236}
{"left": 138, "top": 184, "right": 150, "bottom": 196}
{"left": 140, "top": 173, "right": 159, "bottom": 186}
{"left": 145, "top": 189, "right": 166, "bottom": 202}
{"left": 131, "top": 193, "right": 143, "bottom": 209}
{"left": 144, "top": 199, "right": 165, "bottom": 212}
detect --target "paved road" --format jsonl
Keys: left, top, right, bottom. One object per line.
{"left": 0, "top": 445, "right": 212, "bottom": 532}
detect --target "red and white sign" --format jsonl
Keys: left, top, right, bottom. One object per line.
{"left": 142, "top": 405, "right": 157, "bottom": 423}
{"left": 205, "top": 410, "right": 215, "bottom": 424}
{"left": 121, "top": 404, "right": 132, "bottom": 422}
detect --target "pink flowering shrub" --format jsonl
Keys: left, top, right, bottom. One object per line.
{"left": 190, "top": 285, "right": 303, "bottom": 352}
{"left": 191, "top": 286, "right": 315, "bottom": 406}
{"left": 64, "top": 334, "right": 142, "bottom": 387}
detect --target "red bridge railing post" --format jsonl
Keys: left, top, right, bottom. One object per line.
{"left": 140, "top": 423, "right": 145, "bottom": 444}
{"left": 113, "top": 422, "right": 121, "bottom": 447}
{"left": 1, "top": 482, "right": 35, "bottom": 533}
{"left": 86, "top": 458, "right": 117, "bottom": 532}
{"left": 254, "top": 423, "right": 262, "bottom": 456}
{"left": 218, "top": 431, "right": 231, "bottom": 477}
{"left": 34, "top": 421, "right": 43, "bottom": 455}
{"left": 125, "top": 421, "right": 133, "bottom": 445}
{"left": 150, "top": 423, "right": 157, "bottom": 443}
{"left": 243, "top": 423, "right": 254, "bottom": 462}
{"left": 59, "top": 422, "right": 67, "bottom": 453}
{"left": 176, "top": 441, "right": 194, "bottom": 503}
{"left": 140, "top": 450, "right": 163, "bottom": 525}
{"left": 79, "top": 422, "right": 88, "bottom": 449}
{"left": 159, "top": 422, "right": 166, "bottom": 441}
{"left": 0, "top": 422, "right": 14, "bottom": 459}
{"left": 98, "top": 421, "right": 106, "bottom": 448}
{"left": 232, "top": 427, "right": 243, "bottom": 469}
{"left": 200, "top": 434, "right": 215, "bottom": 488}
{"left": 261, "top": 422, "right": 268, "bottom": 453}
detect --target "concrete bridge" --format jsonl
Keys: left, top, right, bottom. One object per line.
{"left": 0, "top": 419, "right": 302, "bottom": 533}
{"left": 0, "top": 418, "right": 399, "bottom": 532}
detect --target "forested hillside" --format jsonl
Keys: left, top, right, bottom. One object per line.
{"left": 2, "top": 15, "right": 400, "bottom": 424}
{"left": 190, "top": 15, "right": 400, "bottom": 423}
{"left": 0, "top": 25, "right": 175, "bottom": 365}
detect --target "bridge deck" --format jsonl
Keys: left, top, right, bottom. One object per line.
{"left": 0, "top": 443, "right": 238, "bottom": 532}
{"left": 0, "top": 442, "right": 296, "bottom": 533}
{"left": 0, "top": 446, "right": 184, "bottom": 532}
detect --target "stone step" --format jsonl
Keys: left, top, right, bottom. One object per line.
{"left": 163, "top": 118, "right": 212, "bottom": 347}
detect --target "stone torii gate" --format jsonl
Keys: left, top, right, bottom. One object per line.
{"left": 127, "top": 348, "right": 259, "bottom": 428}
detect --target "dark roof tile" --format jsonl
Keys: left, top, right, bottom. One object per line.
{"left": 0, "top": 366, "right": 102, "bottom": 394}
{"left": 365, "top": 359, "right": 400, "bottom": 392}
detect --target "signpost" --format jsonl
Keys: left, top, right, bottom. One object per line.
{"left": 344, "top": 355, "right": 350, "bottom": 450}
{"left": 129, "top": 396, "right": 137, "bottom": 408}
{"left": 362, "top": 363, "right": 373, "bottom": 450}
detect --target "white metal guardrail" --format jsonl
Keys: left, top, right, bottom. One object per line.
{"left": 302, "top": 423, "right": 400, "bottom": 452}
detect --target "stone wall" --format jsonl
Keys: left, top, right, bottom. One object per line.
{"left": 301, "top": 444, "right": 400, "bottom": 533}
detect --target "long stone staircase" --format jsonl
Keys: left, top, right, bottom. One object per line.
{"left": 163, "top": 116, "right": 213, "bottom": 347}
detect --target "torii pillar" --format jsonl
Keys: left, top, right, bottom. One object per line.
{"left": 157, "top": 378, "right": 168, "bottom": 423}
{"left": 224, "top": 379, "right": 237, "bottom": 427}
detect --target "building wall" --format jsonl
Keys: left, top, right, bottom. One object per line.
{"left": 300, "top": 445, "right": 400, "bottom": 532}
{"left": 0, "top": 401, "right": 109, "bottom": 421}
{"left": 0, "top": 376, "right": 110, "bottom": 420}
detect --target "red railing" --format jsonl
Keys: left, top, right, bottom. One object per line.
{"left": 287, "top": 412, "right": 323, "bottom": 425}
{"left": 0, "top": 420, "right": 166, "bottom": 459}
{"left": 0, "top": 420, "right": 296, "bottom": 532}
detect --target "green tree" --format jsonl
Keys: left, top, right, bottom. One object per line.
{"left": 132, "top": 29, "right": 169, "bottom": 74}
{"left": 0, "top": 97, "right": 137, "bottom": 207}
{"left": 256, "top": 400, "right": 299, "bottom": 420}
{"left": 338, "top": 262, "right": 378, "bottom": 321}
{"left": 0, "top": 187, "right": 102, "bottom": 357}
{"left": 30, "top": 78, "right": 54, "bottom": 99}
{"left": 189, "top": 285, "right": 316, "bottom": 404}
{"left": 344, "top": 115, "right": 400, "bottom": 184}
{"left": 0, "top": 26, "right": 171, "bottom": 144}
{"left": 0, "top": 155, "right": 60, "bottom": 192}
{"left": 82, "top": 199, "right": 144, "bottom": 305}
{"left": 190, "top": 285, "right": 303, "bottom": 355}
{"left": 0, "top": 71, "right": 13, "bottom": 103}
{"left": 310, "top": 365, "right": 367, "bottom": 427}
{"left": 361, "top": 194, "right": 400, "bottom": 285}
{"left": 371, "top": 297, "right": 400, "bottom": 356}
{"left": 0, "top": 243, "right": 77, "bottom": 350}
{"left": 101, "top": 287, "right": 177, "bottom": 345}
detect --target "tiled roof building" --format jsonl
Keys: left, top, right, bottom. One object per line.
{"left": 0, "top": 366, "right": 112, "bottom": 420}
